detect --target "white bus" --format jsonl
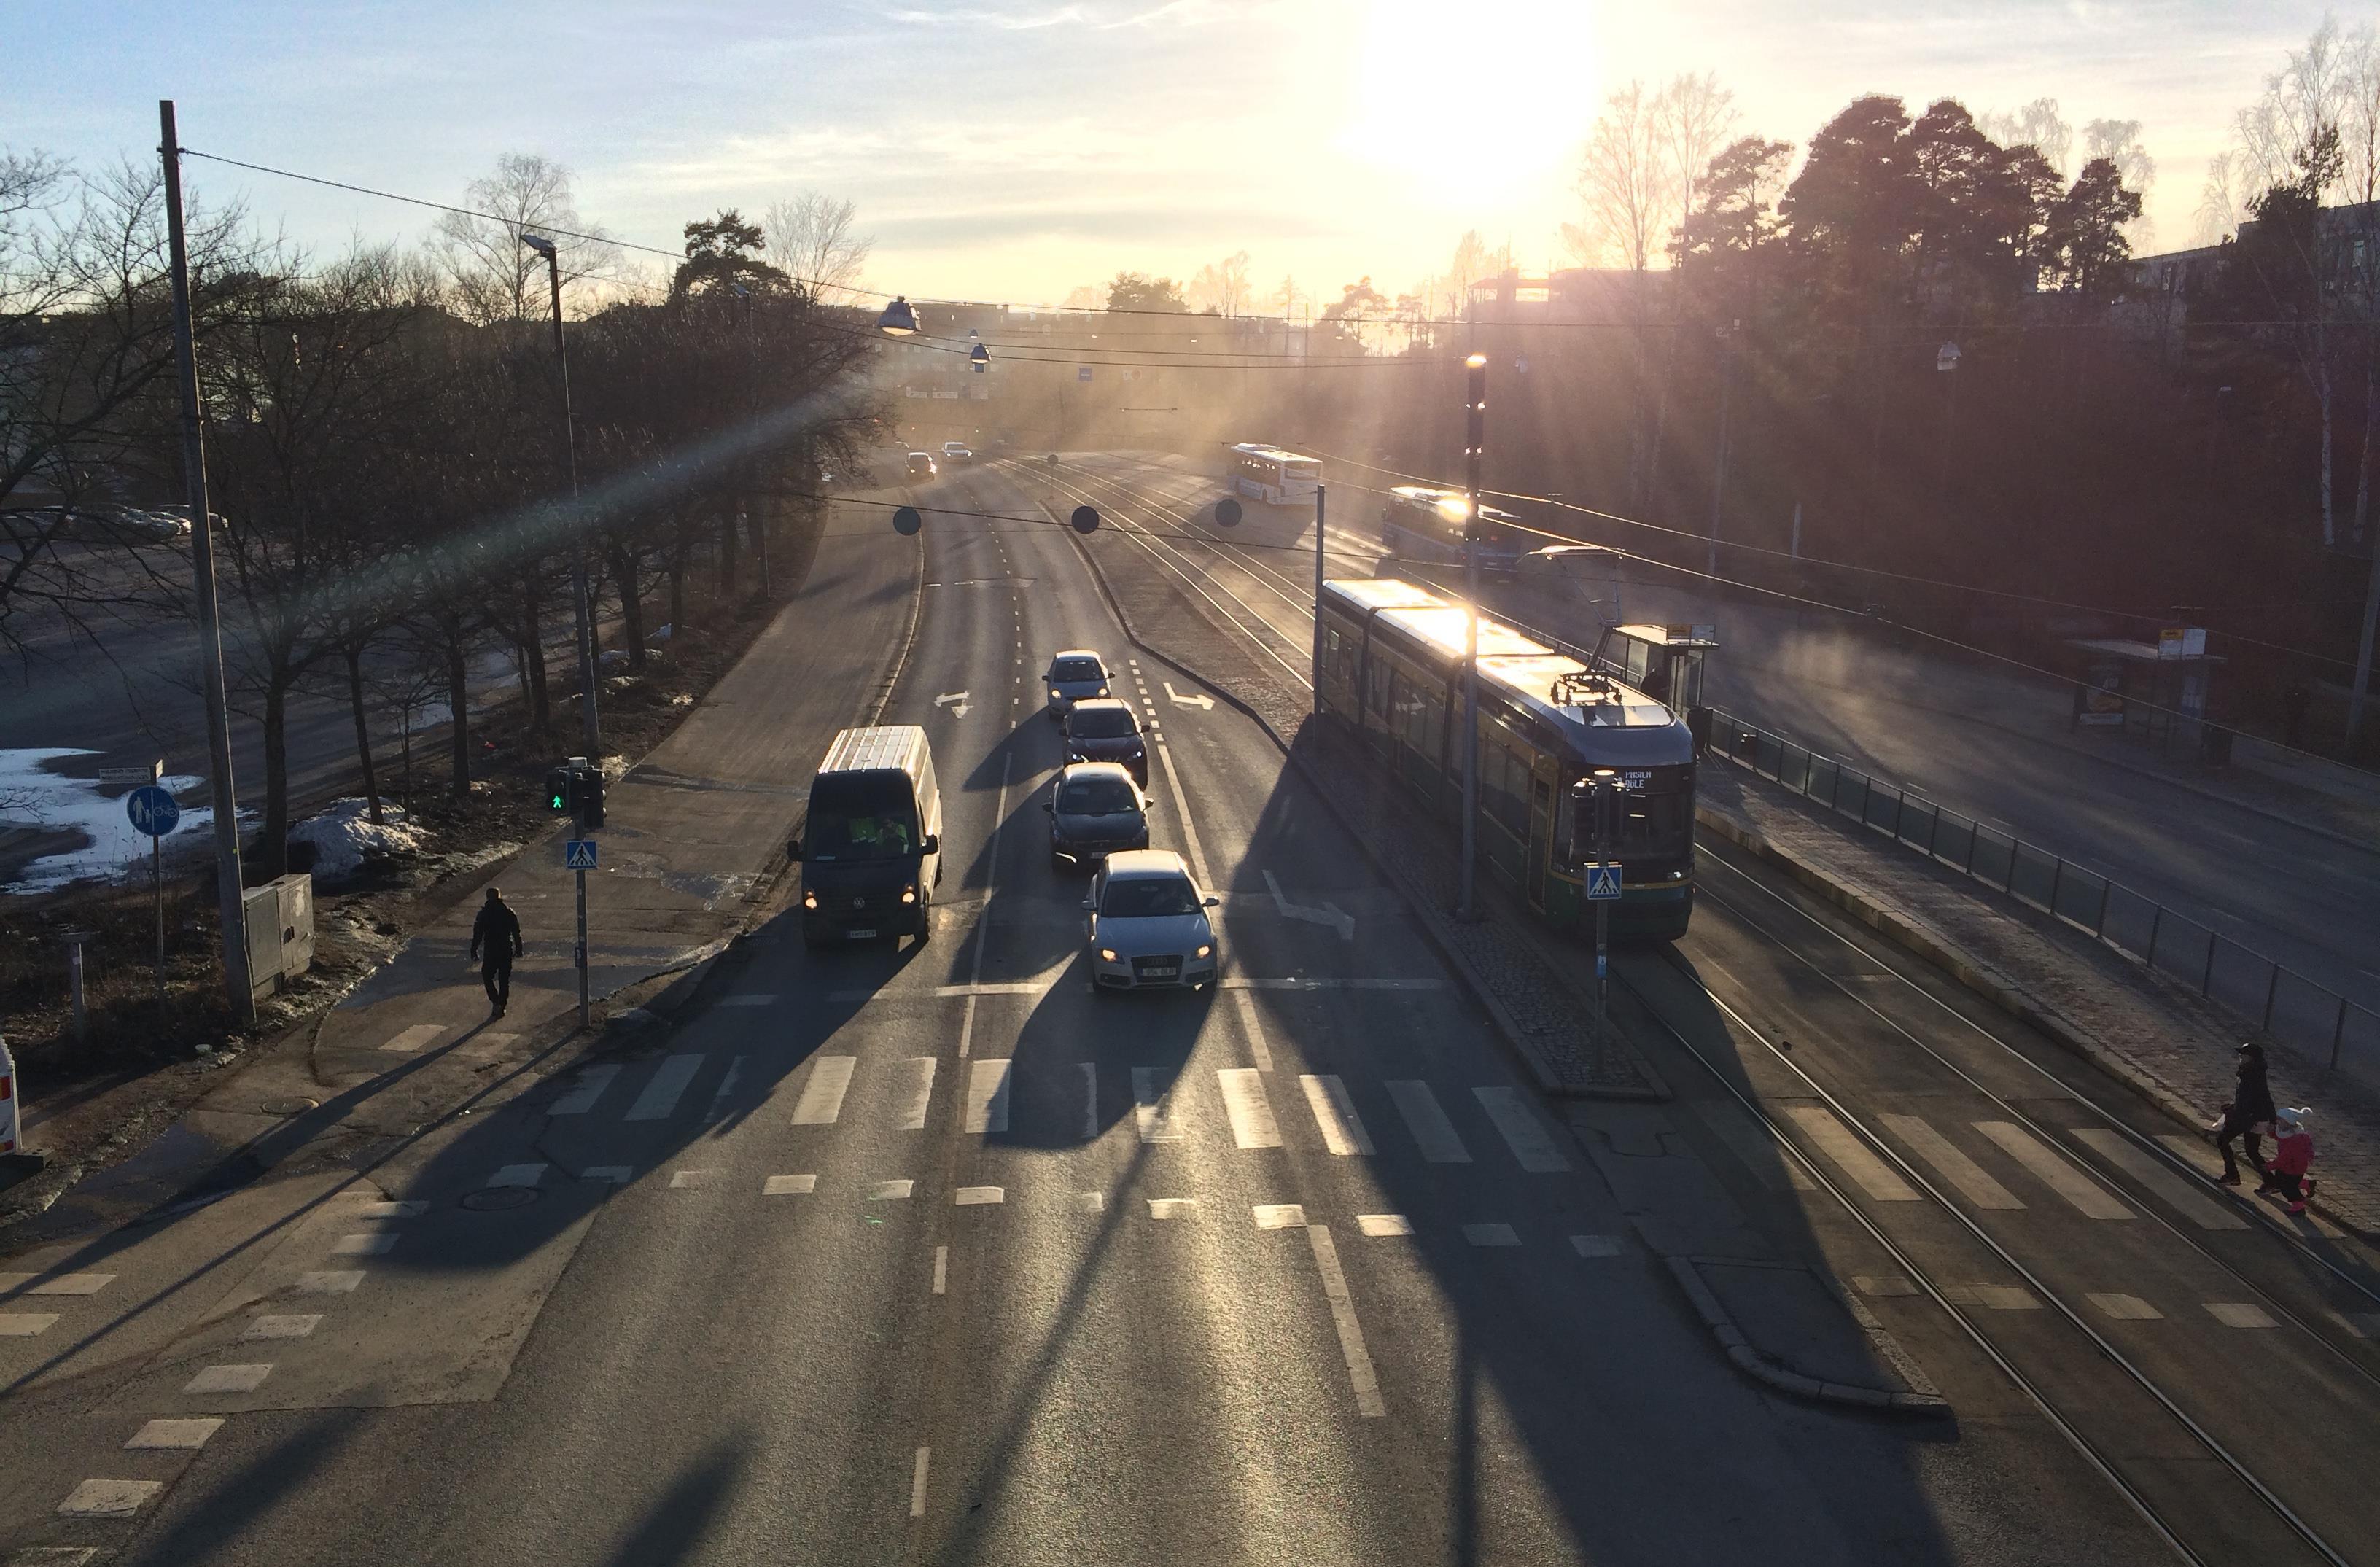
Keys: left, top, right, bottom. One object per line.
{"left": 1230, "top": 444, "right": 1322, "bottom": 505}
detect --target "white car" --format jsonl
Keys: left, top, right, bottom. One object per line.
{"left": 941, "top": 440, "right": 973, "bottom": 463}
{"left": 1043, "top": 649, "right": 1111, "bottom": 718}
{"left": 1084, "top": 849, "right": 1219, "bottom": 992}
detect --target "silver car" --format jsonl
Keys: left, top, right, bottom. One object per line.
{"left": 1045, "top": 761, "right": 1150, "bottom": 869}
{"left": 1084, "top": 849, "right": 1218, "bottom": 992}
{"left": 1044, "top": 649, "right": 1111, "bottom": 718}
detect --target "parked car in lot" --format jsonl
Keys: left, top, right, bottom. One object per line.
{"left": 1083, "top": 849, "right": 1219, "bottom": 992}
{"left": 6, "top": 505, "right": 190, "bottom": 545}
{"left": 1043, "top": 650, "right": 1112, "bottom": 717}
{"left": 906, "top": 451, "right": 937, "bottom": 479}
{"left": 941, "top": 440, "right": 973, "bottom": 464}
{"left": 1044, "top": 761, "right": 1150, "bottom": 869}
{"left": 1061, "top": 697, "right": 1148, "bottom": 781}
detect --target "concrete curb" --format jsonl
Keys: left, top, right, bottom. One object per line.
{"left": 1658, "top": 1253, "right": 1950, "bottom": 1417}
{"left": 1059, "top": 520, "right": 1661, "bottom": 1101}
{"left": 1694, "top": 792, "right": 2375, "bottom": 1242}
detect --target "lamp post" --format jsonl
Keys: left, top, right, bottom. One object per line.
{"left": 1457, "top": 351, "right": 1487, "bottom": 919}
{"left": 521, "top": 231, "right": 599, "bottom": 759}
{"left": 1936, "top": 340, "right": 1961, "bottom": 499}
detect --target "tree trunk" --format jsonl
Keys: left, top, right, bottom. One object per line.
{"left": 520, "top": 578, "right": 551, "bottom": 731}
{"left": 719, "top": 505, "right": 740, "bottom": 593}
{"left": 345, "top": 642, "right": 382, "bottom": 826}
{"left": 446, "top": 629, "right": 472, "bottom": 798}
{"left": 611, "top": 542, "right": 647, "bottom": 669}
{"left": 2357, "top": 349, "right": 2376, "bottom": 549}
{"left": 669, "top": 535, "right": 688, "bottom": 634}
{"left": 2320, "top": 349, "right": 2338, "bottom": 548}
{"left": 258, "top": 676, "right": 290, "bottom": 882}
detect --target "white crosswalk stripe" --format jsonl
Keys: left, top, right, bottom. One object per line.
{"left": 1217, "top": 1069, "right": 1282, "bottom": 1149}
{"left": 892, "top": 1058, "right": 938, "bottom": 1130}
{"left": 790, "top": 1056, "right": 858, "bottom": 1125}
{"left": 966, "top": 1059, "right": 1013, "bottom": 1135}
{"left": 626, "top": 1054, "right": 705, "bottom": 1122}
{"left": 1473, "top": 1087, "right": 1570, "bottom": 1173}
{"left": 1881, "top": 1114, "right": 2023, "bottom": 1210}
{"left": 548, "top": 1065, "right": 620, "bottom": 1116}
{"left": 1692, "top": 1100, "right": 1817, "bottom": 1191}
{"left": 2069, "top": 1129, "right": 2246, "bottom": 1229}
{"left": 701, "top": 1057, "right": 746, "bottom": 1124}
{"left": 1973, "top": 1122, "right": 2131, "bottom": 1219}
{"left": 1784, "top": 1106, "right": 1918, "bottom": 1201}
{"left": 1132, "top": 1067, "right": 1186, "bottom": 1143}
{"left": 1386, "top": 1081, "right": 1470, "bottom": 1163}
{"left": 1299, "top": 1075, "right": 1374, "bottom": 1155}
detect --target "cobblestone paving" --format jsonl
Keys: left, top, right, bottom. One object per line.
{"left": 1069, "top": 526, "right": 1665, "bottom": 1098}
{"left": 1703, "top": 763, "right": 2380, "bottom": 1235}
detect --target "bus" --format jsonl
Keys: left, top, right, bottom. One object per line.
{"left": 1315, "top": 577, "right": 1696, "bottom": 940}
{"left": 1230, "top": 444, "right": 1322, "bottom": 504}
{"left": 1377, "top": 485, "right": 1530, "bottom": 570}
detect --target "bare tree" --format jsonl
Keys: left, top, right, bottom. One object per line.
{"left": 1571, "top": 82, "right": 1675, "bottom": 271}
{"left": 432, "top": 153, "right": 619, "bottom": 324}
{"left": 1980, "top": 98, "right": 2074, "bottom": 179}
{"left": 763, "top": 191, "right": 871, "bottom": 305}
{"left": 1186, "top": 250, "right": 1253, "bottom": 315}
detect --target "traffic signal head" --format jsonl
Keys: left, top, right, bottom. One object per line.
{"left": 545, "top": 766, "right": 572, "bottom": 813}
{"left": 578, "top": 766, "right": 605, "bottom": 829}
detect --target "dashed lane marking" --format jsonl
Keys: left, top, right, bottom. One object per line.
{"left": 669, "top": 1170, "right": 718, "bottom": 1189}
{"left": 126, "top": 1419, "right": 222, "bottom": 1450}
{"left": 182, "top": 1364, "right": 272, "bottom": 1395}
{"left": 1462, "top": 1224, "right": 1520, "bottom": 1248}
{"left": 868, "top": 1181, "right": 916, "bottom": 1202}
{"left": 1356, "top": 1214, "right": 1412, "bottom": 1237}
{"left": 763, "top": 1175, "right": 817, "bottom": 1195}
{"left": 791, "top": 1056, "right": 859, "bottom": 1125}
{"left": 910, "top": 1447, "right": 930, "bottom": 1519}
{"left": 954, "top": 1186, "right": 1005, "bottom": 1205}
{"left": 1307, "top": 1224, "right": 1385, "bottom": 1417}
{"left": 1880, "top": 1114, "right": 2023, "bottom": 1210}
{"left": 1148, "top": 1198, "right": 1196, "bottom": 1219}
{"left": 1078, "top": 1063, "right": 1097, "bottom": 1139}
{"left": 586, "top": 1166, "right": 634, "bottom": 1185}
{"left": 295, "top": 1271, "right": 364, "bottom": 1294}
{"left": 377, "top": 1024, "right": 445, "bottom": 1055}
{"left": 0, "top": 1314, "right": 57, "bottom": 1336}
{"left": 966, "top": 1059, "right": 1014, "bottom": 1135}
{"left": 1078, "top": 1191, "right": 1106, "bottom": 1213}
{"left": 933, "top": 1246, "right": 948, "bottom": 1296}
{"left": 331, "top": 1234, "right": 396, "bottom": 1257}
{"left": 1571, "top": 1234, "right": 1623, "bottom": 1256}
{"left": 1941, "top": 1284, "right": 2039, "bottom": 1310}
{"left": 1132, "top": 1068, "right": 1186, "bottom": 1143}
{"left": 2088, "top": 1293, "right": 2163, "bottom": 1320}
{"left": 626, "top": 1054, "right": 707, "bottom": 1122}
{"left": 243, "top": 1315, "right": 322, "bottom": 1340}
{"left": 487, "top": 1164, "right": 546, "bottom": 1189}
{"left": 1253, "top": 1204, "right": 1307, "bottom": 1229}
{"left": 2206, "top": 1302, "right": 2279, "bottom": 1329}
{"left": 718, "top": 995, "right": 776, "bottom": 1007}
{"left": 57, "top": 1480, "right": 160, "bottom": 1518}
{"left": 0, "top": 1273, "right": 114, "bottom": 1296}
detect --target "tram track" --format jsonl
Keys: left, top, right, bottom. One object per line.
{"left": 1006, "top": 448, "right": 2380, "bottom": 1567}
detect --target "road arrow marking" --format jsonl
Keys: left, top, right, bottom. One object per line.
{"left": 1264, "top": 870, "right": 1355, "bottom": 942}
{"left": 1164, "top": 682, "right": 1214, "bottom": 711}
{"left": 935, "top": 691, "right": 971, "bottom": 718}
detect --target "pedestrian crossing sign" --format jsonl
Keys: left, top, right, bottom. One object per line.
{"left": 1584, "top": 863, "right": 1622, "bottom": 901}
{"left": 564, "top": 839, "right": 598, "bottom": 871}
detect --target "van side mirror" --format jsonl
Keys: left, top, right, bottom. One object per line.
{"left": 787, "top": 836, "right": 803, "bottom": 862}
{"left": 921, "top": 833, "right": 941, "bottom": 855}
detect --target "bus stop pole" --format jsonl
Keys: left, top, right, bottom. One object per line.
{"left": 1311, "top": 486, "right": 1326, "bottom": 710}
{"left": 575, "top": 799, "right": 591, "bottom": 1031}
{"left": 1592, "top": 777, "right": 1610, "bottom": 1049}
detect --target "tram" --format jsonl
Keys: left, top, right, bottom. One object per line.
{"left": 1229, "top": 444, "right": 1323, "bottom": 504}
{"left": 1377, "top": 485, "right": 1530, "bottom": 570}
{"left": 1315, "top": 577, "right": 1697, "bottom": 940}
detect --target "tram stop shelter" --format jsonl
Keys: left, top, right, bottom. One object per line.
{"left": 2066, "top": 628, "right": 2227, "bottom": 761}
{"left": 1592, "top": 623, "right": 1717, "bottom": 710}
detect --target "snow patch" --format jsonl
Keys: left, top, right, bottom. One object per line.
{"left": 289, "top": 798, "right": 429, "bottom": 884}
{"left": 0, "top": 749, "right": 220, "bottom": 895}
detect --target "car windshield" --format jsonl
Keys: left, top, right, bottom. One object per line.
{"left": 1070, "top": 709, "right": 1137, "bottom": 739}
{"left": 1101, "top": 874, "right": 1198, "bottom": 918}
{"left": 1059, "top": 777, "right": 1140, "bottom": 814}
{"left": 1051, "top": 658, "right": 1102, "bottom": 683}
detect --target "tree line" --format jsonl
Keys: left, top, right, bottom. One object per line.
{"left": 2, "top": 150, "right": 884, "bottom": 875}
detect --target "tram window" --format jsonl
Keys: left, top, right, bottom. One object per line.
{"left": 1366, "top": 655, "right": 1390, "bottom": 718}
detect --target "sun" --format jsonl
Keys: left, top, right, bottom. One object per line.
{"left": 1339, "top": 0, "right": 1602, "bottom": 198}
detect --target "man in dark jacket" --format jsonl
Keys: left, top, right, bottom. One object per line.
{"left": 470, "top": 887, "right": 525, "bottom": 1017}
{"left": 2217, "top": 1041, "right": 2276, "bottom": 1185}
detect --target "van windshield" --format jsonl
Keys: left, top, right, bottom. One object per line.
{"left": 806, "top": 774, "right": 920, "bottom": 861}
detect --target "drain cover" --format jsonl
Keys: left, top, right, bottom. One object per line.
{"left": 260, "top": 1097, "right": 320, "bottom": 1116}
{"left": 459, "top": 1186, "right": 540, "bottom": 1212}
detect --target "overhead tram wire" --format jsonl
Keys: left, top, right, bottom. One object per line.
{"left": 1285, "top": 438, "right": 2368, "bottom": 674}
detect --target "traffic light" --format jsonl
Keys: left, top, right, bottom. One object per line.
{"left": 545, "top": 766, "right": 573, "bottom": 813}
{"left": 575, "top": 766, "right": 605, "bottom": 829}
{"left": 546, "top": 760, "right": 604, "bottom": 827}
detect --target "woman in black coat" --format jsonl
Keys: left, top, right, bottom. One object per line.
{"left": 2217, "top": 1042, "right": 2276, "bottom": 1185}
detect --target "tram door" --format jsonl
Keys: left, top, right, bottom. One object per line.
{"left": 1525, "top": 771, "right": 1555, "bottom": 911}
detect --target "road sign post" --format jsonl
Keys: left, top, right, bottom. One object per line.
{"left": 564, "top": 834, "right": 597, "bottom": 1029}
{"left": 1581, "top": 769, "right": 1623, "bottom": 1049}
{"left": 123, "top": 766, "right": 175, "bottom": 1003}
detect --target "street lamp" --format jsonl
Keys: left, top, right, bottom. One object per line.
{"left": 879, "top": 295, "right": 921, "bottom": 335}
{"left": 520, "top": 230, "right": 600, "bottom": 759}
{"left": 1458, "top": 351, "right": 1487, "bottom": 919}
{"left": 1936, "top": 339, "right": 1961, "bottom": 497}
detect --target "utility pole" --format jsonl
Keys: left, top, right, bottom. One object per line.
{"left": 1311, "top": 485, "right": 1326, "bottom": 709}
{"left": 524, "top": 233, "right": 600, "bottom": 759}
{"left": 1587, "top": 769, "right": 1616, "bottom": 1045}
{"left": 2350, "top": 543, "right": 2380, "bottom": 747}
{"left": 1457, "top": 353, "right": 1486, "bottom": 919}
{"left": 158, "top": 101, "right": 254, "bottom": 1027}
{"left": 1708, "top": 322, "right": 1735, "bottom": 579}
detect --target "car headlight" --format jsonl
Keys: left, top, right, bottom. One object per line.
{"left": 1196, "top": 944, "right": 1212, "bottom": 958}
{"left": 1096, "top": 686, "right": 1109, "bottom": 696}
{"left": 1049, "top": 688, "right": 1062, "bottom": 701}
{"left": 901, "top": 885, "right": 917, "bottom": 904}
{"left": 1099, "top": 947, "right": 1118, "bottom": 962}
{"left": 802, "top": 890, "right": 818, "bottom": 909}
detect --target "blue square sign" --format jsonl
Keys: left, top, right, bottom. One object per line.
{"left": 1584, "top": 863, "right": 1622, "bottom": 901}
{"left": 564, "top": 839, "right": 598, "bottom": 871}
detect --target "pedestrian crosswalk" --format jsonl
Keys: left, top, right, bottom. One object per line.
{"left": 539, "top": 1049, "right": 1576, "bottom": 1175}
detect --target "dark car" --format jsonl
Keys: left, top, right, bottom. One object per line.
{"left": 1062, "top": 698, "right": 1147, "bottom": 781}
{"left": 1045, "top": 762, "right": 1150, "bottom": 870}
{"left": 906, "top": 451, "right": 937, "bottom": 479}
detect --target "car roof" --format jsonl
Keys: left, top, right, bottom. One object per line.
{"left": 1049, "top": 648, "right": 1104, "bottom": 664}
{"left": 1103, "top": 848, "right": 1187, "bottom": 879}
{"left": 1068, "top": 697, "right": 1132, "bottom": 717}
{"left": 1057, "top": 760, "right": 1136, "bottom": 785}
{"left": 907, "top": 451, "right": 932, "bottom": 458}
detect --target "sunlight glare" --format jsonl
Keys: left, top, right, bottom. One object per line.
{"left": 1342, "top": 0, "right": 1600, "bottom": 197}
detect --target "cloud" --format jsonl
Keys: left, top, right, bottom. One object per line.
{"left": 882, "top": 4, "right": 1094, "bottom": 27}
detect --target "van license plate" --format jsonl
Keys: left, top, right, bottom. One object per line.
{"left": 847, "top": 928, "right": 877, "bottom": 940}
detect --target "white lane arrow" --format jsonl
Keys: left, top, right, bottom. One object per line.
{"left": 1163, "top": 682, "right": 1214, "bottom": 712}
{"left": 935, "top": 691, "right": 971, "bottom": 718}
{"left": 1263, "top": 870, "right": 1356, "bottom": 942}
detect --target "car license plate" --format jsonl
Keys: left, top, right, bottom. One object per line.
{"left": 1143, "top": 965, "right": 1178, "bottom": 978}
{"left": 847, "top": 928, "right": 877, "bottom": 940}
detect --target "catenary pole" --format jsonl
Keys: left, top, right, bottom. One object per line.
{"left": 158, "top": 101, "right": 254, "bottom": 1026}
{"left": 1312, "top": 484, "right": 1326, "bottom": 708}
{"left": 529, "top": 239, "right": 600, "bottom": 758}
{"left": 1457, "top": 353, "right": 1486, "bottom": 919}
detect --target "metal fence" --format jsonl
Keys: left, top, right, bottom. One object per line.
{"left": 1706, "top": 706, "right": 2380, "bottom": 1086}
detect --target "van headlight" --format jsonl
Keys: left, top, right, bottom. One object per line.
{"left": 901, "top": 885, "right": 917, "bottom": 904}
{"left": 801, "top": 890, "right": 818, "bottom": 909}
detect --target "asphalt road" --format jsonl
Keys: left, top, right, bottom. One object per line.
{"left": 9, "top": 454, "right": 2376, "bottom": 1565}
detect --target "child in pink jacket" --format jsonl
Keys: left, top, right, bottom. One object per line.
{"left": 2268, "top": 1108, "right": 2317, "bottom": 1215}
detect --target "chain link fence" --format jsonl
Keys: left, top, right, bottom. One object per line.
{"left": 1706, "top": 707, "right": 2380, "bottom": 1086}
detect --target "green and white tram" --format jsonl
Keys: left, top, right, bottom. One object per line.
{"left": 1316, "top": 577, "right": 1697, "bottom": 940}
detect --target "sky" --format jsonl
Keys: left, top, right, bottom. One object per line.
{"left": 0, "top": 0, "right": 2352, "bottom": 308}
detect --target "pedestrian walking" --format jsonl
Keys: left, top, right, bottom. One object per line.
{"left": 2213, "top": 1041, "right": 2277, "bottom": 1186}
{"left": 2264, "top": 1107, "right": 2317, "bottom": 1214}
{"left": 470, "top": 887, "right": 524, "bottom": 1018}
